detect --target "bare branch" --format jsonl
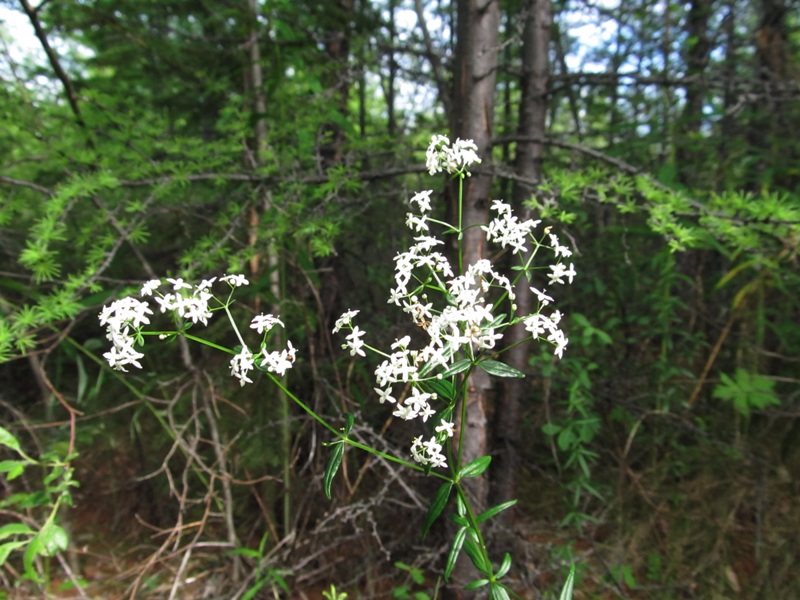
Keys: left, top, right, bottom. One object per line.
{"left": 0, "top": 175, "right": 53, "bottom": 195}
{"left": 18, "top": 0, "right": 87, "bottom": 132}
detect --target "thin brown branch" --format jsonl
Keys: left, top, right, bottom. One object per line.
{"left": 0, "top": 175, "right": 53, "bottom": 195}
{"left": 18, "top": 0, "right": 87, "bottom": 132}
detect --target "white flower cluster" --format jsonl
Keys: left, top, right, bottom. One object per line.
{"left": 425, "top": 134, "right": 482, "bottom": 176}
{"left": 99, "top": 275, "right": 295, "bottom": 386}
{"left": 98, "top": 296, "right": 152, "bottom": 371}
{"left": 483, "top": 200, "right": 541, "bottom": 254}
{"left": 332, "top": 135, "right": 577, "bottom": 470}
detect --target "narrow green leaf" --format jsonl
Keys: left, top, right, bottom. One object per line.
{"left": 458, "top": 455, "right": 491, "bottom": 479}
{"left": 0, "top": 426, "right": 22, "bottom": 454}
{"left": 441, "top": 358, "right": 472, "bottom": 378}
{"left": 22, "top": 534, "right": 40, "bottom": 582}
{"left": 323, "top": 442, "right": 344, "bottom": 500}
{"left": 241, "top": 578, "right": 269, "bottom": 600}
{"left": 558, "top": 565, "right": 576, "bottom": 600}
{"left": 456, "top": 493, "right": 466, "bottom": 516}
{"left": 463, "top": 534, "right": 489, "bottom": 574}
{"left": 444, "top": 527, "right": 467, "bottom": 581}
{"left": 478, "top": 359, "right": 524, "bottom": 379}
{"left": 75, "top": 354, "right": 88, "bottom": 404}
{"left": 476, "top": 499, "right": 517, "bottom": 524}
{"left": 495, "top": 552, "right": 512, "bottom": 579}
{"left": 420, "top": 378, "right": 456, "bottom": 402}
{"left": 0, "top": 541, "right": 28, "bottom": 566}
{"left": 464, "top": 578, "right": 489, "bottom": 591}
{"left": 226, "top": 547, "right": 260, "bottom": 559}
{"left": 343, "top": 412, "right": 355, "bottom": 435}
{"left": 489, "top": 583, "right": 511, "bottom": 600}
{"left": 422, "top": 482, "right": 452, "bottom": 540}
{"left": 451, "top": 514, "right": 469, "bottom": 528}
{"left": 0, "top": 523, "right": 34, "bottom": 540}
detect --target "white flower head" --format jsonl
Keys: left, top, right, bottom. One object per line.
{"left": 409, "top": 190, "right": 433, "bottom": 213}
{"left": 166, "top": 277, "right": 193, "bottom": 291}
{"left": 425, "top": 134, "right": 481, "bottom": 175}
{"left": 230, "top": 346, "right": 255, "bottom": 386}
{"left": 260, "top": 341, "right": 296, "bottom": 376}
{"left": 99, "top": 297, "right": 153, "bottom": 371}
{"left": 405, "top": 212, "right": 429, "bottom": 232}
{"left": 410, "top": 435, "right": 448, "bottom": 468}
{"left": 332, "top": 309, "right": 360, "bottom": 334}
{"left": 548, "top": 262, "right": 577, "bottom": 285}
{"left": 435, "top": 420, "right": 455, "bottom": 438}
{"left": 344, "top": 326, "right": 366, "bottom": 357}
{"left": 140, "top": 279, "right": 162, "bottom": 296}
{"left": 221, "top": 273, "right": 249, "bottom": 287}
{"left": 250, "top": 314, "right": 285, "bottom": 335}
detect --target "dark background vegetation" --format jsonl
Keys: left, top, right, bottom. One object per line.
{"left": 1, "top": 0, "right": 799, "bottom": 597}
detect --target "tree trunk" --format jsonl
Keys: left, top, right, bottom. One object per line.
{"left": 491, "top": 0, "right": 552, "bottom": 520}
{"left": 448, "top": 0, "right": 500, "bottom": 594}
{"left": 243, "top": 0, "right": 289, "bottom": 541}
{"left": 320, "top": 0, "right": 354, "bottom": 169}
{"left": 676, "top": 0, "right": 712, "bottom": 186}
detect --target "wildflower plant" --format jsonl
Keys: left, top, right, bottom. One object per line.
{"left": 97, "top": 135, "right": 575, "bottom": 598}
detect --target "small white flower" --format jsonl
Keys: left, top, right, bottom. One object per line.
{"left": 182, "top": 293, "right": 213, "bottom": 325}
{"left": 548, "top": 262, "right": 576, "bottom": 285}
{"left": 375, "top": 387, "right": 396, "bottom": 404}
{"left": 419, "top": 404, "right": 436, "bottom": 422}
{"left": 550, "top": 330, "right": 568, "bottom": 359}
{"left": 140, "top": 279, "right": 161, "bottom": 296}
{"left": 250, "top": 314, "right": 285, "bottom": 335}
{"left": 393, "top": 402, "right": 417, "bottom": 420}
{"left": 391, "top": 336, "right": 411, "bottom": 350}
{"left": 530, "top": 287, "right": 553, "bottom": 307}
{"left": 196, "top": 277, "right": 217, "bottom": 291}
{"left": 230, "top": 347, "right": 255, "bottom": 386}
{"left": 425, "top": 134, "right": 451, "bottom": 175}
{"left": 332, "top": 309, "right": 359, "bottom": 334}
{"left": 166, "top": 277, "right": 193, "bottom": 291}
{"left": 409, "top": 435, "right": 448, "bottom": 468}
{"left": 410, "top": 190, "right": 433, "bottom": 212}
{"left": 221, "top": 273, "right": 249, "bottom": 287}
{"left": 260, "top": 342, "right": 296, "bottom": 376}
{"left": 405, "top": 212, "right": 429, "bottom": 232}
{"left": 103, "top": 342, "right": 144, "bottom": 372}
{"left": 435, "top": 420, "right": 455, "bottom": 437}
{"left": 344, "top": 326, "right": 366, "bottom": 357}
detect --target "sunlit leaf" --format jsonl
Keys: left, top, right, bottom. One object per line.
{"left": 458, "top": 455, "right": 491, "bottom": 479}
{"left": 477, "top": 359, "right": 524, "bottom": 378}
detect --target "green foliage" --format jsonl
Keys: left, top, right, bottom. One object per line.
{"left": 558, "top": 565, "right": 576, "bottom": 600}
{"left": 227, "top": 533, "right": 291, "bottom": 600}
{"left": 393, "top": 562, "right": 433, "bottom": 600}
{"left": 0, "top": 427, "right": 77, "bottom": 585}
{"left": 1, "top": 0, "right": 799, "bottom": 596}
{"left": 712, "top": 368, "right": 780, "bottom": 418}
{"left": 323, "top": 412, "right": 354, "bottom": 499}
{"left": 322, "top": 583, "right": 349, "bottom": 600}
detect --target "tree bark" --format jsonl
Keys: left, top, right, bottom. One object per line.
{"left": 491, "top": 0, "right": 552, "bottom": 519}
{"left": 448, "top": 0, "right": 500, "bottom": 595}
{"left": 320, "top": 0, "right": 354, "bottom": 168}
{"left": 676, "top": 0, "right": 712, "bottom": 186}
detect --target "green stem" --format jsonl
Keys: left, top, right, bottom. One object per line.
{"left": 457, "top": 175, "right": 464, "bottom": 275}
